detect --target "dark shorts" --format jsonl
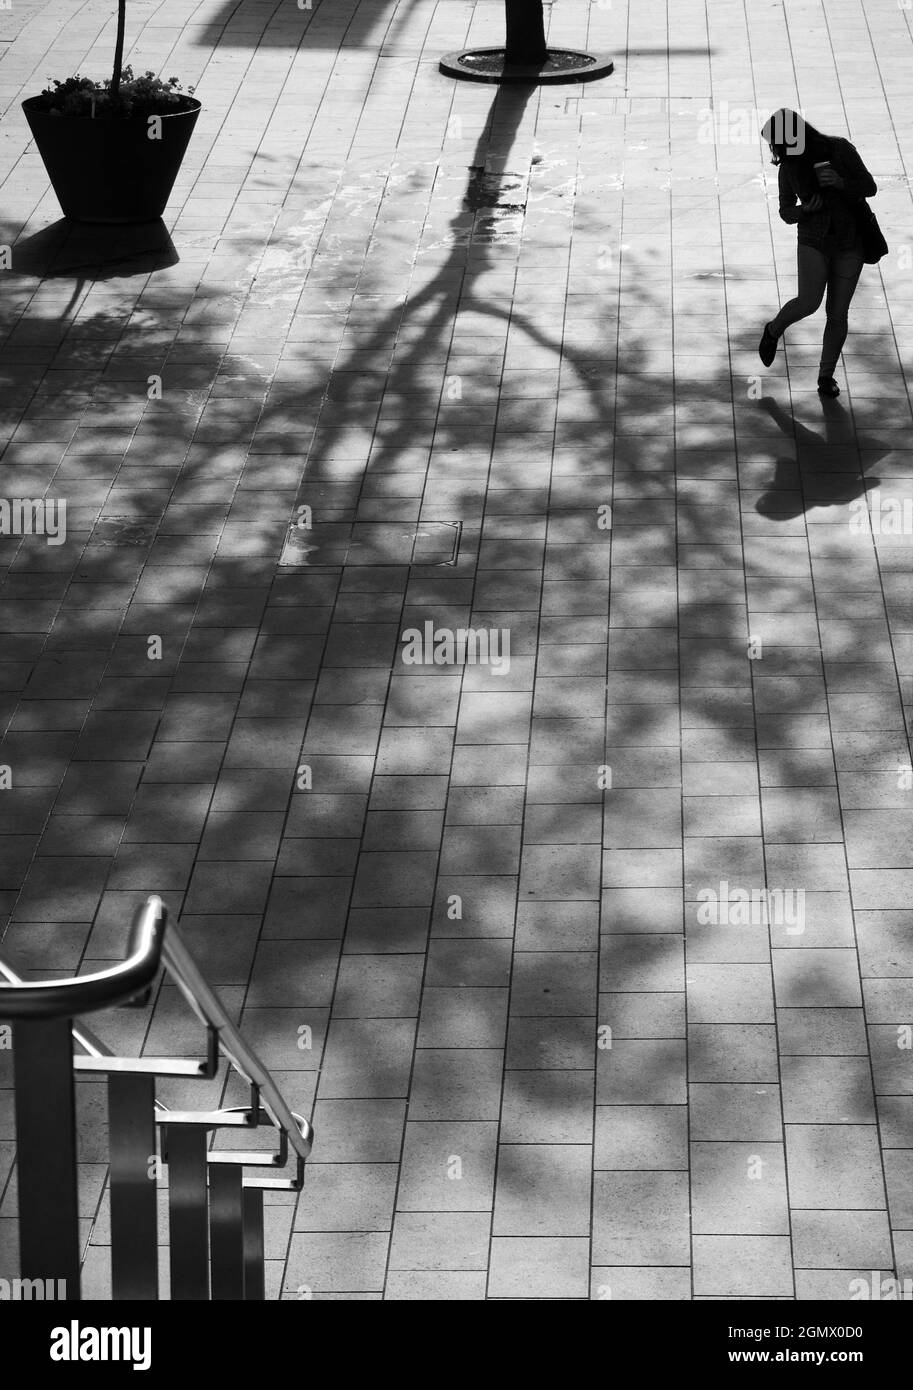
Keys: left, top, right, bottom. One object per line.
{"left": 798, "top": 230, "right": 864, "bottom": 260}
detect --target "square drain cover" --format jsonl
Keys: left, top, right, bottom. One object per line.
{"left": 89, "top": 519, "right": 157, "bottom": 547}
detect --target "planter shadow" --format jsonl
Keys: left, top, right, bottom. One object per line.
{"left": 4, "top": 219, "right": 178, "bottom": 279}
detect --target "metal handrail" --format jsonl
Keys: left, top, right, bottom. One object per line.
{"left": 161, "top": 926, "right": 313, "bottom": 1162}
{"left": 1, "top": 895, "right": 315, "bottom": 1299}
{"left": 0, "top": 896, "right": 312, "bottom": 1163}
{"left": 0, "top": 955, "right": 112, "bottom": 1057}
{"left": 0, "top": 896, "right": 166, "bottom": 1019}
{"left": 0, "top": 947, "right": 309, "bottom": 1185}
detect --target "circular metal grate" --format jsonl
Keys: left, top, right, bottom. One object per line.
{"left": 459, "top": 48, "right": 598, "bottom": 76}
{"left": 439, "top": 47, "right": 613, "bottom": 85}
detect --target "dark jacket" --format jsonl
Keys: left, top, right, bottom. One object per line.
{"left": 777, "top": 138, "right": 877, "bottom": 251}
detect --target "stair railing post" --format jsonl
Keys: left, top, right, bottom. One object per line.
{"left": 108, "top": 1073, "right": 159, "bottom": 1299}
{"left": 164, "top": 1124, "right": 210, "bottom": 1299}
{"left": 11, "top": 1016, "right": 81, "bottom": 1299}
{"left": 209, "top": 1164, "right": 245, "bottom": 1299}
{"left": 242, "top": 1187, "right": 266, "bottom": 1300}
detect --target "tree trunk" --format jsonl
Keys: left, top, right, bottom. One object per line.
{"left": 112, "top": 0, "right": 127, "bottom": 96}
{"left": 504, "top": 0, "right": 547, "bottom": 66}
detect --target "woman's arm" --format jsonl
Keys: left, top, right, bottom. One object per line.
{"left": 778, "top": 160, "right": 824, "bottom": 219}
{"left": 777, "top": 162, "right": 801, "bottom": 223}
{"left": 833, "top": 140, "right": 878, "bottom": 199}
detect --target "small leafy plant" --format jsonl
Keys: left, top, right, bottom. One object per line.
{"left": 34, "top": 67, "right": 196, "bottom": 118}
{"left": 33, "top": 0, "right": 194, "bottom": 117}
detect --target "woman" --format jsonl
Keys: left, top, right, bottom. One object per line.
{"left": 758, "top": 108, "right": 877, "bottom": 397}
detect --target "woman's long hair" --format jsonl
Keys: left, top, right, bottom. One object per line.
{"left": 762, "top": 109, "right": 834, "bottom": 200}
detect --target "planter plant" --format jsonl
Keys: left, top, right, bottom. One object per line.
{"left": 22, "top": 0, "right": 200, "bottom": 224}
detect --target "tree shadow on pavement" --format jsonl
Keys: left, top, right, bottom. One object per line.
{"left": 0, "top": 63, "right": 911, "bottom": 1291}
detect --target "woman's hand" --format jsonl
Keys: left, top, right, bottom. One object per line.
{"left": 799, "top": 193, "right": 824, "bottom": 213}
{"left": 816, "top": 168, "right": 845, "bottom": 190}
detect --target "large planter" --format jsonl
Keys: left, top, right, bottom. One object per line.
{"left": 22, "top": 96, "right": 201, "bottom": 223}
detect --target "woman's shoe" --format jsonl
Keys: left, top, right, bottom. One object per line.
{"left": 758, "top": 323, "right": 778, "bottom": 367}
{"left": 817, "top": 375, "right": 840, "bottom": 397}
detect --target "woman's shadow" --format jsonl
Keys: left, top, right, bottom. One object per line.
{"left": 755, "top": 394, "right": 888, "bottom": 519}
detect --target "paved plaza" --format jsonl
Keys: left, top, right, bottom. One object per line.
{"left": 0, "top": 0, "right": 912, "bottom": 1300}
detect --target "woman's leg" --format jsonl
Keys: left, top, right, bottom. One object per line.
{"left": 819, "top": 251, "right": 864, "bottom": 376}
{"left": 768, "top": 243, "right": 829, "bottom": 338}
